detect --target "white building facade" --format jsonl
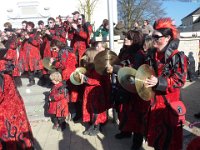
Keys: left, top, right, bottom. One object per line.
{"left": 0, "top": 0, "right": 118, "bottom": 30}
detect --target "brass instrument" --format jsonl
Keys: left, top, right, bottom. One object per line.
{"left": 117, "top": 64, "right": 155, "bottom": 101}
{"left": 117, "top": 67, "right": 137, "bottom": 93}
{"left": 42, "top": 57, "right": 56, "bottom": 73}
{"left": 135, "top": 64, "right": 155, "bottom": 101}
{"left": 93, "top": 50, "right": 119, "bottom": 75}
{"left": 37, "top": 26, "right": 50, "bottom": 37}
{"left": 18, "top": 30, "right": 28, "bottom": 42}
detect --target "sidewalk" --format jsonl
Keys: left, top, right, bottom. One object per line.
{"left": 18, "top": 77, "right": 200, "bottom": 150}
{"left": 30, "top": 120, "right": 152, "bottom": 150}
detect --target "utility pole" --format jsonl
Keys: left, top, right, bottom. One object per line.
{"left": 107, "top": 0, "right": 114, "bottom": 50}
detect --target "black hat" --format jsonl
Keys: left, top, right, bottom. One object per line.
{"left": 72, "top": 11, "right": 80, "bottom": 15}
{"left": 4, "top": 28, "right": 14, "bottom": 32}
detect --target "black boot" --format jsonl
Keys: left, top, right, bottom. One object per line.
{"left": 37, "top": 76, "right": 46, "bottom": 86}
{"left": 27, "top": 71, "right": 35, "bottom": 86}
{"left": 58, "top": 117, "right": 68, "bottom": 131}
{"left": 194, "top": 112, "right": 200, "bottom": 119}
{"left": 52, "top": 116, "right": 59, "bottom": 130}
{"left": 44, "top": 74, "right": 52, "bottom": 88}
{"left": 69, "top": 102, "right": 77, "bottom": 121}
{"left": 37, "top": 70, "right": 46, "bottom": 86}
{"left": 72, "top": 102, "right": 82, "bottom": 122}
{"left": 83, "top": 124, "right": 94, "bottom": 135}
{"left": 112, "top": 108, "right": 118, "bottom": 124}
{"left": 59, "top": 121, "right": 68, "bottom": 131}
{"left": 14, "top": 76, "right": 22, "bottom": 87}
{"left": 115, "top": 131, "right": 132, "bottom": 139}
{"left": 88, "top": 124, "right": 100, "bottom": 136}
{"left": 27, "top": 80, "right": 35, "bottom": 87}
{"left": 131, "top": 133, "right": 143, "bottom": 150}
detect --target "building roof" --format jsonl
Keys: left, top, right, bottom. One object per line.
{"left": 193, "top": 16, "right": 200, "bottom": 24}
{"left": 182, "top": 7, "right": 200, "bottom": 20}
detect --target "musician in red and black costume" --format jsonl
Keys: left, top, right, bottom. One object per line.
{"left": 3, "top": 28, "right": 22, "bottom": 86}
{"left": 48, "top": 72, "right": 69, "bottom": 131}
{"left": 49, "top": 40, "right": 77, "bottom": 81}
{"left": 43, "top": 17, "right": 66, "bottom": 59}
{"left": 78, "top": 48, "right": 107, "bottom": 136}
{"left": 107, "top": 30, "right": 150, "bottom": 150}
{"left": 145, "top": 18, "right": 188, "bottom": 150}
{"left": 37, "top": 20, "right": 46, "bottom": 58}
{"left": 49, "top": 40, "right": 81, "bottom": 121}
{"left": 81, "top": 14, "right": 93, "bottom": 49}
{"left": 70, "top": 14, "right": 89, "bottom": 66}
{"left": 66, "top": 11, "right": 80, "bottom": 44}
{"left": 55, "top": 16, "right": 66, "bottom": 44}
{"left": 19, "top": 21, "right": 43, "bottom": 86}
{"left": 0, "top": 53, "right": 34, "bottom": 149}
{"left": 63, "top": 14, "right": 74, "bottom": 46}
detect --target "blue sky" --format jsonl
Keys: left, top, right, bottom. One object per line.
{"left": 162, "top": 1, "right": 200, "bottom": 26}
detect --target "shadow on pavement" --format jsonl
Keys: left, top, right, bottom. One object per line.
{"left": 181, "top": 78, "right": 200, "bottom": 123}
{"left": 181, "top": 77, "right": 200, "bottom": 149}
{"left": 34, "top": 138, "right": 43, "bottom": 150}
{"left": 59, "top": 124, "right": 96, "bottom": 150}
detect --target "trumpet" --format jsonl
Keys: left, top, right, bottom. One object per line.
{"left": 37, "top": 26, "right": 50, "bottom": 37}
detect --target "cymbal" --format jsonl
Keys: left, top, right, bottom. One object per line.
{"left": 42, "top": 57, "right": 56, "bottom": 72}
{"left": 135, "top": 64, "right": 155, "bottom": 101}
{"left": 70, "top": 67, "right": 87, "bottom": 85}
{"left": 117, "top": 67, "right": 137, "bottom": 93}
{"left": 94, "top": 50, "right": 119, "bottom": 75}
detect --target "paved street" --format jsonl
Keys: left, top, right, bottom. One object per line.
{"left": 18, "top": 77, "right": 200, "bottom": 150}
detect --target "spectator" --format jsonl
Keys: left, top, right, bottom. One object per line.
{"left": 187, "top": 52, "right": 195, "bottom": 82}
{"left": 93, "top": 19, "right": 109, "bottom": 41}
{"left": 114, "top": 21, "right": 127, "bottom": 40}
{"left": 132, "top": 21, "right": 141, "bottom": 31}
{"left": 141, "top": 20, "right": 154, "bottom": 37}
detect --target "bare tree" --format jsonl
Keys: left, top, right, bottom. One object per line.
{"left": 118, "top": 0, "right": 166, "bottom": 30}
{"left": 78, "top": 0, "right": 99, "bottom": 22}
